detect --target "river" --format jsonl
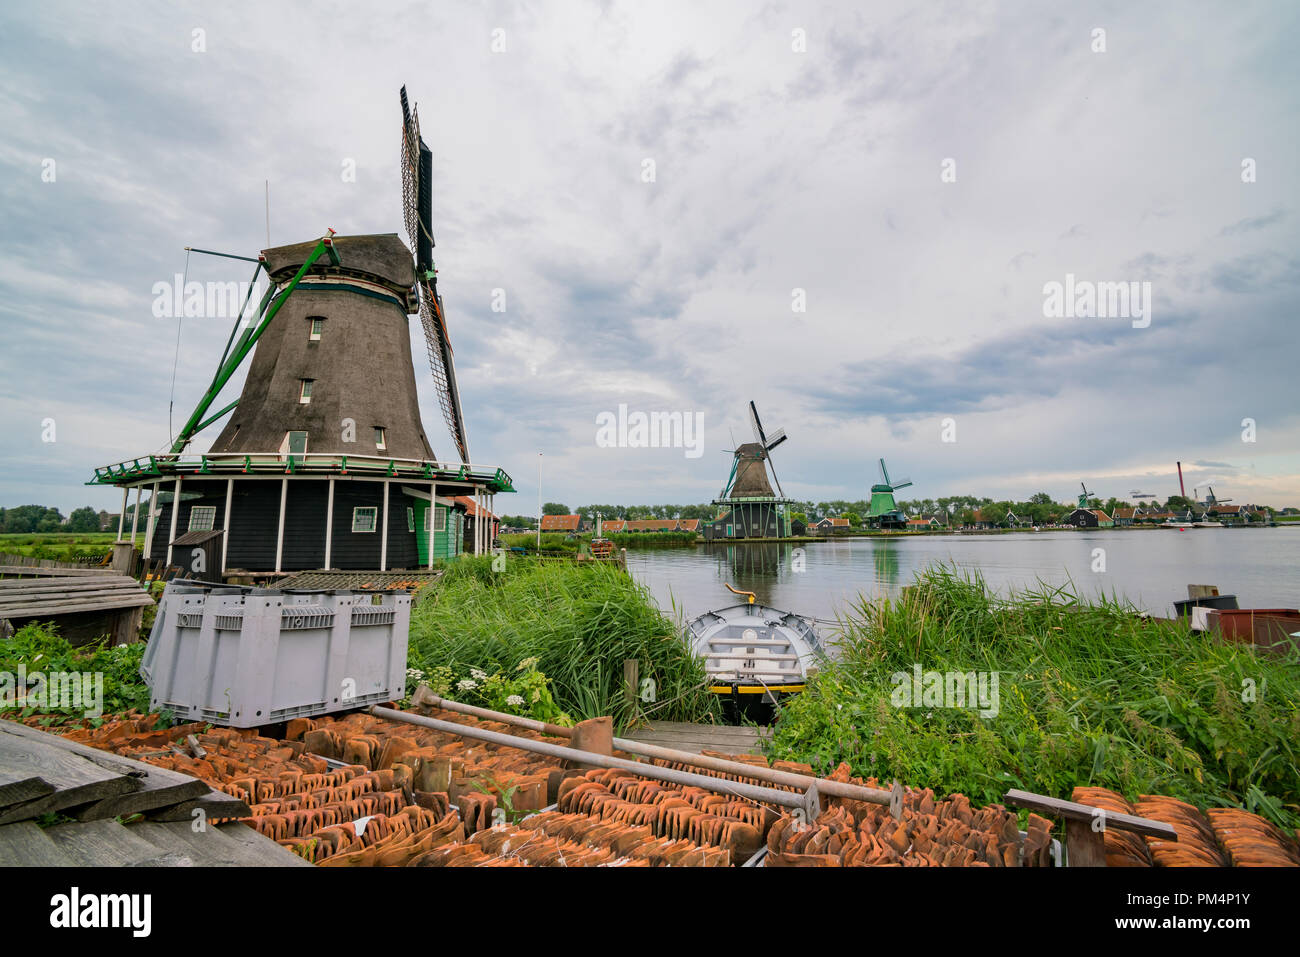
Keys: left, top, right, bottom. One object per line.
{"left": 625, "top": 528, "right": 1300, "bottom": 626}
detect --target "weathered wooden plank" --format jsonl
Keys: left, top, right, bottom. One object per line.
{"left": 0, "top": 584, "right": 152, "bottom": 602}
{"left": 0, "top": 565, "right": 115, "bottom": 577}
{"left": 0, "top": 574, "right": 141, "bottom": 591}
{"left": 130, "top": 821, "right": 288, "bottom": 867}
{"left": 0, "top": 767, "right": 56, "bottom": 808}
{"left": 43, "top": 818, "right": 192, "bottom": 867}
{"left": 72, "top": 775, "right": 210, "bottom": 822}
{"left": 0, "top": 821, "right": 77, "bottom": 866}
{"left": 213, "top": 821, "right": 316, "bottom": 867}
{"left": 0, "top": 595, "right": 155, "bottom": 617}
{"left": 0, "top": 722, "right": 206, "bottom": 824}
{"left": 0, "top": 726, "right": 139, "bottom": 822}
{"left": 146, "top": 789, "right": 249, "bottom": 823}
{"left": 1003, "top": 789, "right": 1178, "bottom": 839}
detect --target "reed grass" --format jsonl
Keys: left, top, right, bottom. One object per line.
{"left": 766, "top": 565, "right": 1300, "bottom": 827}
{"left": 408, "top": 557, "right": 720, "bottom": 731}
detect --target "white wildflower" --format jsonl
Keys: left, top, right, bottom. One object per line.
{"left": 457, "top": 678, "right": 478, "bottom": 691}
{"left": 470, "top": 668, "right": 488, "bottom": 681}
{"left": 506, "top": 694, "right": 525, "bottom": 707}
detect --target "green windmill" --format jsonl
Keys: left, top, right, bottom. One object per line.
{"left": 868, "top": 459, "right": 912, "bottom": 529}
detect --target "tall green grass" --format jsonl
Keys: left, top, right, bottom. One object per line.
{"left": 767, "top": 566, "right": 1300, "bottom": 827}
{"left": 409, "top": 557, "right": 720, "bottom": 731}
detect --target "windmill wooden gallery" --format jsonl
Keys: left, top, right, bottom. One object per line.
{"left": 88, "top": 88, "right": 514, "bottom": 581}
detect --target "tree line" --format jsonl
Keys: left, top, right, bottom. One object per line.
{"left": 497, "top": 493, "right": 1275, "bottom": 529}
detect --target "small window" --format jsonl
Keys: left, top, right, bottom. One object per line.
{"left": 425, "top": 506, "right": 446, "bottom": 533}
{"left": 188, "top": 506, "right": 216, "bottom": 532}
{"left": 375, "top": 427, "right": 386, "bottom": 450}
{"left": 299, "top": 379, "right": 313, "bottom": 404}
{"left": 352, "top": 507, "right": 378, "bottom": 533}
{"left": 309, "top": 317, "right": 324, "bottom": 341}
{"left": 406, "top": 507, "right": 414, "bottom": 532}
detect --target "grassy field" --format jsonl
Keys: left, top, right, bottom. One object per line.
{"left": 0, "top": 532, "right": 117, "bottom": 561}
{"left": 765, "top": 566, "right": 1300, "bottom": 828}
{"left": 408, "top": 556, "right": 719, "bottom": 731}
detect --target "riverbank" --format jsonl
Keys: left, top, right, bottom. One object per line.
{"left": 763, "top": 566, "right": 1300, "bottom": 830}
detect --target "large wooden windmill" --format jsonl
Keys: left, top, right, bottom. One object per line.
{"left": 704, "top": 402, "right": 794, "bottom": 540}
{"left": 89, "top": 87, "right": 514, "bottom": 579}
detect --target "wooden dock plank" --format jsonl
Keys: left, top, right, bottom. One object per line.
{"left": 131, "top": 821, "right": 274, "bottom": 867}
{"left": 0, "top": 821, "right": 77, "bottom": 866}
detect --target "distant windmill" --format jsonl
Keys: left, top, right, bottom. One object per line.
{"left": 705, "top": 401, "right": 794, "bottom": 540}
{"left": 1195, "top": 486, "right": 1232, "bottom": 508}
{"left": 868, "top": 459, "right": 913, "bottom": 528}
{"left": 1077, "top": 482, "right": 1095, "bottom": 509}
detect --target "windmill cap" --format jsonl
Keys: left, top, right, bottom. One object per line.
{"left": 261, "top": 232, "right": 415, "bottom": 293}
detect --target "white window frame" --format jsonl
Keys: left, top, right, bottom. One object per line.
{"left": 352, "top": 506, "right": 378, "bottom": 533}
{"left": 406, "top": 506, "right": 414, "bottom": 533}
{"left": 309, "top": 317, "right": 324, "bottom": 341}
{"left": 188, "top": 505, "right": 216, "bottom": 532}
{"left": 375, "top": 426, "right": 386, "bottom": 451}
{"left": 424, "top": 505, "right": 447, "bottom": 533}
{"left": 299, "top": 379, "right": 313, "bottom": 404}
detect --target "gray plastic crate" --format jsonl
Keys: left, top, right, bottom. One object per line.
{"left": 140, "top": 581, "right": 410, "bottom": 728}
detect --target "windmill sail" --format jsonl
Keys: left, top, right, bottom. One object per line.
{"left": 401, "top": 86, "right": 469, "bottom": 462}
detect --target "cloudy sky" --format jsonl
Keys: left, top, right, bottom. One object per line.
{"left": 2, "top": 0, "right": 1297, "bottom": 515}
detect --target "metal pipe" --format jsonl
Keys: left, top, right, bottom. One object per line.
{"left": 371, "top": 706, "right": 813, "bottom": 811}
{"left": 410, "top": 690, "right": 896, "bottom": 808}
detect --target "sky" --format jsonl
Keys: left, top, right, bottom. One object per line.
{"left": 1, "top": 0, "right": 1297, "bottom": 516}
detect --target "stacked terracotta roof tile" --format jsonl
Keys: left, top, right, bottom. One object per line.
{"left": 11, "top": 711, "right": 1300, "bottom": 868}
{"left": 1072, "top": 786, "right": 1300, "bottom": 867}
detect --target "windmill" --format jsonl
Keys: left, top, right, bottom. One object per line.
{"left": 401, "top": 86, "right": 468, "bottom": 463}
{"left": 1076, "top": 482, "right": 1095, "bottom": 509}
{"left": 867, "top": 459, "right": 912, "bottom": 528}
{"left": 87, "top": 85, "right": 513, "bottom": 579}
{"left": 705, "top": 402, "right": 794, "bottom": 540}
{"left": 1195, "top": 486, "right": 1232, "bottom": 510}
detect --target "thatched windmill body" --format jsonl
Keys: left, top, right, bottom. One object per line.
{"left": 89, "top": 87, "right": 513, "bottom": 579}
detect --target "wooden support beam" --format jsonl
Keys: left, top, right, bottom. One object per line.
{"left": 221, "top": 477, "right": 233, "bottom": 575}
{"left": 164, "top": 476, "right": 181, "bottom": 567}
{"left": 324, "top": 478, "right": 335, "bottom": 569}
{"left": 380, "top": 480, "right": 390, "bottom": 571}
{"left": 274, "top": 477, "right": 287, "bottom": 574}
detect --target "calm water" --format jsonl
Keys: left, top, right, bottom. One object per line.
{"left": 626, "top": 528, "right": 1300, "bottom": 626}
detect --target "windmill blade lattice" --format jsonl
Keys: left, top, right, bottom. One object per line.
{"left": 401, "top": 86, "right": 469, "bottom": 462}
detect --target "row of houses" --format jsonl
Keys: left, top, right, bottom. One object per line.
{"left": 537, "top": 515, "right": 702, "bottom": 535}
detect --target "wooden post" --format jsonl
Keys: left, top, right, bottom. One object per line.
{"left": 623, "top": 659, "right": 639, "bottom": 712}
{"left": 380, "top": 480, "right": 390, "bottom": 571}
{"left": 116, "top": 487, "right": 128, "bottom": 540}
{"left": 143, "top": 480, "right": 160, "bottom": 560}
{"left": 164, "top": 476, "right": 181, "bottom": 567}
{"left": 1065, "top": 819, "right": 1107, "bottom": 867}
{"left": 111, "top": 542, "right": 137, "bottom": 577}
{"left": 130, "top": 486, "right": 141, "bottom": 544}
{"left": 274, "top": 477, "right": 288, "bottom": 574}
{"left": 428, "top": 483, "right": 436, "bottom": 569}
{"left": 221, "top": 478, "right": 233, "bottom": 576}
{"left": 324, "top": 478, "right": 335, "bottom": 569}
